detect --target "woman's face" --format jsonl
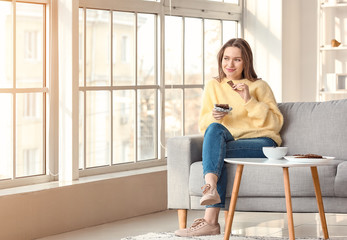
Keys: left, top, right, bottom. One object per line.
{"left": 222, "top": 46, "right": 244, "bottom": 80}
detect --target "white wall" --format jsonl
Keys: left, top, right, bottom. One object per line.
{"left": 298, "top": 0, "right": 318, "bottom": 102}
{"left": 244, "top": 0, "right": 283, "bottom": 102}
{"left": 244, "top": 0, "right": 318, "bottom": 103}
{"left": 282, "top": 0, "right": 301, "bottom": 102}
{"left": 282, "top": 0, "right": 318, "bottom": 102}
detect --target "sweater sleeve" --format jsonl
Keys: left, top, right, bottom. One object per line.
{"left": 198, "top": 81, "right": 221, "bottom": 133}
{"left": 244, "top": 81, "right": 283, "bottom": 133}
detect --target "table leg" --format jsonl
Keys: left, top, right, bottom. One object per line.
{"left": 283, "top": 167, "right": 295, "bottom": 240}
{"left": 311, "top": 166, "right": 329, "bottom": 239}
{"left": 224, "top": 164, "right": 244, "bottom": 240}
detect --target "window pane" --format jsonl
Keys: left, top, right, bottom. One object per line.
{"left": 86, "top": 91, "right": 110, "bottom": 168}
{"left": 16, "top": 93, "right": 43, "bottom": 177}
{"left": 0, "top": 2, "right": 12, "bottom": 88}
{"left": 223, "top": 20, "right": 237, "bottom": 44}
{"left": 86, "top": 9, "right": 110, "bottom": 86}
{"left": 138, "top": 89, "right": 156, "bottom": 160}
{"left": 113, "top": 90, "right": 135, "bottom": 164}
{"left": 165, "top": 16, "right": 183, "bottom": 85}
{"left": 185, "top": 17, "right": 203, "bottom": 85}
{"left": 16, "top": 3, "right": 43, "bottom": 88}
{"left": 137, "top": 14, "right": 156, "bottom": 85}
{"left": 204, "top": 19, "right": 221, "bottom": 81}
{"left": 79, "top": 8, "right": 84, "bottom": 87}
{"left": 113, "top": 11, "right": 135, "bottom": 86}
{"left": 165, "top": 89, "right": 183, "bottom": 143}
{"left": 0, "top": 94, "right": 13, "bottom": 180}
{"left": 79, "top": 91, "right": 84, "bottom": 169}
{"left": 185, "top": 88, "right": 202, "bottom": 135}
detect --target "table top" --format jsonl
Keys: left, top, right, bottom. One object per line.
{"left": 224, "top": 158, "right": 337, "bottom": 167}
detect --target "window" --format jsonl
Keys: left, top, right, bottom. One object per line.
{"left": 0, "top": 0, "right": 48, "bottom": 185}
{"left": 79, "top": 9, "right": 159, "bottom": 171}
{"left": 1, "top": 0, "right": 242, "bottom": 185}
{"left": 78, "top": 0, "right": 241, "bottom": 175}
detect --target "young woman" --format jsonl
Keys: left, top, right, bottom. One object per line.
{"left": 175, "top": 38, "right": 284, "bottom": 237}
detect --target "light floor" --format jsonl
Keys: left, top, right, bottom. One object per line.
{"left": 38, "top": 210, "right": 347, "bottom": 240}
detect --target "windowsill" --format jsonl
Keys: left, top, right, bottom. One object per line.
{"left": 0, "top": 165, "right": 167, "bottom": 197}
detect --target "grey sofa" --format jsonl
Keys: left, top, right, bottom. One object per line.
{"left": 167, "top": 99, "right": 347, "bottom": 227}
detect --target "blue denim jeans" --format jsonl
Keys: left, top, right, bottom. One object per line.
{"left": 202, "top": 123, "right": 277, "bottom": 208}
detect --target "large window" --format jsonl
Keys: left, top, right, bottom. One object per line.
{"left": 0, "top": 0, "right": 242, "bottom": 186}
{"left": 78, "top": 0, "right": 241, "bottom": 174}
{"left": 0, "top": 0, "right": 48, "bottom": 184}
{"left": 79, "top": 9, "right": 159, "bottom": 171}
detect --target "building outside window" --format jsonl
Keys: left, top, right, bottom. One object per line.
{"left": 24, "top": 31, "right": 40, "bottom": 61}
{"left": 121, "top": 35, "right": 129, "bottom": 63}
{"left": 21, "top": 148, "right": 40, "bottom": 177}
{"left": 0, "top": 0, "right": 47, "bottom": 186}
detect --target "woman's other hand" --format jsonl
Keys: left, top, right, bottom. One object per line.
{"left": 212, "top": 108, "right": 228, "bottom": 120}
{"left": 232, "top": 83, "right": 251, "bottom": 103}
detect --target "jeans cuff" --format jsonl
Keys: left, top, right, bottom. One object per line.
{"left": 202, "top": 170, "right": 221, "bottom": 180}
{"left": 206, "top": 203, "right": 225, "bottom": 208}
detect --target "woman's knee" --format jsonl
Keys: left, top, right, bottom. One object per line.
{"left": 204, "top": 123, "right": 234, "bottom": 142}
{"left": 205, "top": 123, "right": 225, "bottom": 134}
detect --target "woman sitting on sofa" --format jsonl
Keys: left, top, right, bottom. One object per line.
{"left": 175, "top": 38, "right": 284, "bottom": 237}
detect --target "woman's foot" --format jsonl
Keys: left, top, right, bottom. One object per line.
{"left": 200, "top": 184, "right": 221, "bottom": 205}
{"left": 174, "top": 218, "right": 220, "bottom": 237}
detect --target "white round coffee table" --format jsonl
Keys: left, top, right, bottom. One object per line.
{"left": 223, "top": 158, "right": 334, "bottom": 240}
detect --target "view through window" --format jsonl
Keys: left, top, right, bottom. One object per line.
{"left": 0, "top": 0, "right": 241, "bottom": 184}
{"left": 78, "top": 4, "right": 240, "bottom": 170}
{"left": 0, "top": 1, "right": 47, "bottom": 181}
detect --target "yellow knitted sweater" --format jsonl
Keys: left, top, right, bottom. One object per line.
{"left": 199, "top": 78, "right": 284, "bottom": 146}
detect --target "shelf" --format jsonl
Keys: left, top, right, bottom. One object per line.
{"left": 321, "top": 3, "right": 347, "bottom": 8}
{"left": 320, "top": 91, "right": 347, "bottom": 94}
{"left": 318, "top": 0, "right": 347, "bottom": 101}
{"left": 320, "top": 45, "right": 347, "bottom": 51}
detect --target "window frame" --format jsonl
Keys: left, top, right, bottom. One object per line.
{"left": 0, "top": 0, "right": 51, "bottom": 189}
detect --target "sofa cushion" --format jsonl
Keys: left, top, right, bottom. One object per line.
{"left": 279, "top": 100, "right": 347, "bottom": 160}
{"left": 189, "top": 160, "right": 341, "bottom": 198}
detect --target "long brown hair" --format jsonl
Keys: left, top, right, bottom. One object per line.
{"left": 217, "top": 38, "right": 259, "bottom": 82}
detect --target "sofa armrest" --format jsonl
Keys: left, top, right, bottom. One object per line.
{"left": 167, "top": 135, "right": 204, "bottom": 209}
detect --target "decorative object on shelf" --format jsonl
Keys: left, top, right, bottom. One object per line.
{"left": 331, "top": 39, "right": 341, "bottom": 47}
{"left": 325, "top": 73, "right": 347, "bottom": 91}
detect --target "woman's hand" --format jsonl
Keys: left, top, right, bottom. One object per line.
{"left": 232, "top": 83, "right": 251, "bottom": 103}
{"left": 212, "top": 108, "right": 228, "bottom": 120}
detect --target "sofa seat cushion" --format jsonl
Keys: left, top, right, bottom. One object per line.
{"left": 189, "top": 160, "right": 342, "bottom": 198}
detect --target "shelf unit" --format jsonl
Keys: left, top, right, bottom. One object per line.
{"left": 317, "top": 0, "right": 347, "bottom": 101}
